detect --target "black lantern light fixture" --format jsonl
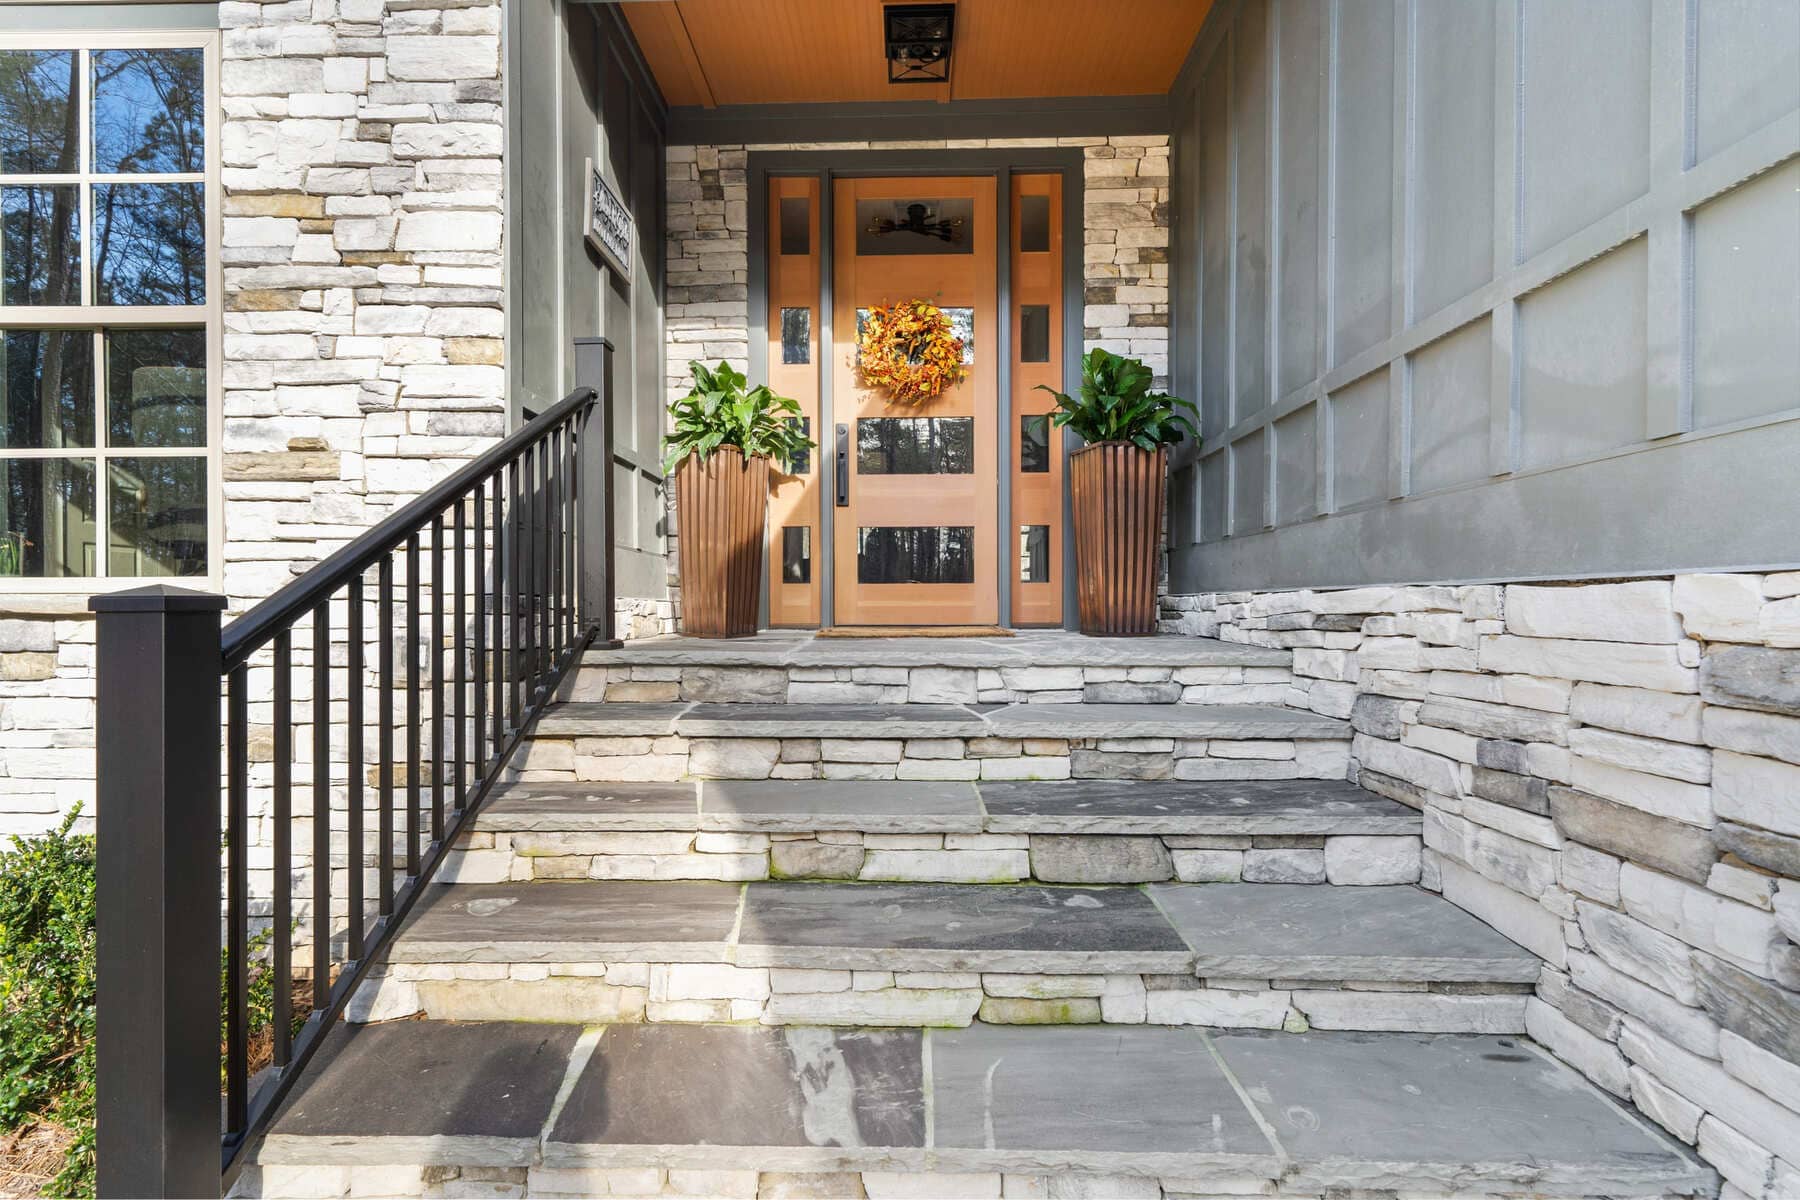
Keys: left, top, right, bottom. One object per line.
{"left": 884, "top": 3, "right": 955, "bottom": 85}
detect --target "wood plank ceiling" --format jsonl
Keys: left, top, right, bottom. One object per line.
{"left": 620, "top": 0, "right": 1212, "bottom": 107}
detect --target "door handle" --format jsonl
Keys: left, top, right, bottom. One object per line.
{"left": 835, "top": 423, "right": 849, "bottom": 507}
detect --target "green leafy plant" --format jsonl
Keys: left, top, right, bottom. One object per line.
{"left": 1035, "top": 348, "right": 1199, "bottom": 452}
{"left": 0, "top": 807, "right": 96, "bottom": 1197}
{"left": 661, "top": 360, "right": 815, "bottom": 476}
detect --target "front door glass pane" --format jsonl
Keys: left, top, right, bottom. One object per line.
{"left": 857, "top": 416, "right": 974, "bottom": 474}
{"left": 855, "top": 198, "right": 974, "bottom": 255}
{"left": 0, "top": 51, "right": 77, "bottom": 174}
{"left": 92, "top": 48, "right": 205, "bottom": 174}
{"left": 857, "top": 525, "right": 975, "bottom": 584}
{"left": 2, "top": 329, "right": 94, "bottom": 448}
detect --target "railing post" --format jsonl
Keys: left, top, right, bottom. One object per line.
{"left": 574, "top": 336, "right": 621, "bottom": 649}
{"left": 91, "top": 585, "right": 228, "bottom": 1199}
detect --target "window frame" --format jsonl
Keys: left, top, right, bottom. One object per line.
{"left": 0, "top": 27, "right": 221, "bottom": 595}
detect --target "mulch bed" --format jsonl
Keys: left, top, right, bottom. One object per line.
{"left": 0, "top": 1122, "right": 75, "bottom": 1199}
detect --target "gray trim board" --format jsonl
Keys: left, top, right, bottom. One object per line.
{"left": 746, "top": 148, "right": 1087, "bottom": 630}
{"left": 669, "top": 95, "right": 1167, "bottom": 146}
{"left": 0, "top": 2, "right": 216, "bottom": 27}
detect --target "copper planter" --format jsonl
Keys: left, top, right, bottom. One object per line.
{"left": 1068, "top": 441, "right": 1167, "bottom": 637}
{"left": 674, "top": 447, "right": 767, "bottom": 638}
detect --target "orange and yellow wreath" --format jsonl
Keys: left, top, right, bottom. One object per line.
{"left": 856, "top": 300, "right": 969, "bottom": 404}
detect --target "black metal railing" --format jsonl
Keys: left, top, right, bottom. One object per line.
{"left": 91, "top": 342, "right": 617, "bottom": 1197}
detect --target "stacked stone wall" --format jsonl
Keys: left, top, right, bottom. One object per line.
{"left": 1164, "top": 574, "right": 1800, "bottom": 1194}
{"left": 652, "top": 134, "right": 1172, "bottom": 634}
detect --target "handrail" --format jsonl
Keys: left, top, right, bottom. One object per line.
{"left": 90, "top": 350, "right": 617, "bottom": 1196}
{"left": 222, "top": 385, "right": 597, "bottom": 670}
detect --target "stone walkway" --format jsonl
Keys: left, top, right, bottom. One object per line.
{"left": 253, "top": 1020, "right": 1716, "bottom": 1198}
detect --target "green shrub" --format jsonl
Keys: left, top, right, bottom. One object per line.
{"left": 0, "top": 808, "right": 97, "bottom": 1197}
{"left": 661, "top": 360, "right": 814, "bottom": 475}
{"left": 1036, "top": 347, "right": 1199, "bottom": 451}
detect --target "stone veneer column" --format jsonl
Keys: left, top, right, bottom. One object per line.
{"left": 654, "top": 135, "right": 1172, "bottom": 633}
{"left": 218, "top": 0, "right": 506, "bottom": 610}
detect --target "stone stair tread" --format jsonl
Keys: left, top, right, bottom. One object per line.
{"left": 584, "top": 629, "right": 1291, "bottom": 670}
{"left": 259, "top": 1019, "right": 1715, "bottom": 1198}
{"left": 469, "top": 777, "right": 1420, "bottom": 835}
{"left": 1149, "top": 882, "right": 1540, "bottom": 982}
{"left": 532, "top": 700, "right": 1351, "bottom": 740}
{"left": 389, "top": 879, "right": 1537, "bottom": 981}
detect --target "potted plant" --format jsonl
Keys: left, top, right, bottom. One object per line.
{"left": 663, "top": 360, "right": 814, "bottom": 638}
{"left": 1038, "top": 349, "right": 1199, "bottom": 636}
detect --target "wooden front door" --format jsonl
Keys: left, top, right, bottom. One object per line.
{"left": 830, "top": 176, "right": 999, "bottom": 626}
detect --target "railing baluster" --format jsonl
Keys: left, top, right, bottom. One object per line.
{"left": 537, "top": 439, "right": 550, "bottom": 676}
{"left": 431, "top": 516, "right": 445, "bottom": 842}
{"left": 549, "top": 428, "right": 562, "bottom": 663}
{"left": 475, "top": 481, "right": 490, "bottom": 773}
{"left": 565, "top": 419, "right": 577, "bottom": 649}
{"left": 378, "top": 555, "right": 395, "bottom": 916}
{"left": 406, "top": 533, "right": 421, "bottom": 877}
{"left": 311, "top": 603, "right": 331, "bottom": 1009}
{"left": 226, "top": 665, "right": 249, "bottom": 1134}
{"left": 491, "top": 472, "right": 504, "bottom": 759}
{"left": 346, "top": 575, "right": 364, "bottom": 956}
{"left": 508, "top": 458, "right": 522, "bottom": 730}
{"left": 454, "top": 500, "right": 467, "bottom": 810}
{"left": 272, "top": 630, "right": 294, "bottom": 1069}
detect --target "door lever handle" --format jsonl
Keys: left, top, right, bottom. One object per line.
{"left": 835, "top": 423, "right": 849, "bottom": 507}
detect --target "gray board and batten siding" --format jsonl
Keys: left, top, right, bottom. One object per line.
{"left": 1163, "top": 0, "right": 1800, "bottom": 592}
{"left": 508, "top": 0, "right": 670, "bottom": 601}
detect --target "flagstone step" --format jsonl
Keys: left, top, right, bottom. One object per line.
{"left": 445, "top": 778, "right": 1423, "bottom": 885}
{"left": 250, "top": 1020, "right": 1716, "bottom": 1200}
{"left": 513, "top": 701, "right": 1352, "bottom": 783}
{"left": 352, "top": 880, "right": 1539, "bottom": 1032}
{"left": 573, "top": 632, "right": 1295, "bottom": 706}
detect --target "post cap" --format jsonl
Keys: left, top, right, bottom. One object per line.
{"left": 89, "top": 584, "right": 229, "bottom": 614}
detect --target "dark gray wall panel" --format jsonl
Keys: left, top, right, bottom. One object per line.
{"left": 1519, "top": 0, "right": 1650, "bottom": 259}
{"left": 1408, "top": 317, "right": 1491, "bottom": 495}
{"left": 1328, "top": 0, "right": 1394, "bottom": 366}
{"left": 1165, "top": 0, "right": 1799, "bottom": 590}
{"left": 1517, "top": 239, "right": 1648, "bottom": 471}
{"left": 1274, "top": 0, "right": 1325, "bottom": 397}
{"left": 1691, "top": 160, "right": 1800, "bottom": 431}
{"left": 1411, "top": 0, "right": 1494, "bottom": 320}
{"left": 1694, "top": 0, "right": 1800, "bottom": 163}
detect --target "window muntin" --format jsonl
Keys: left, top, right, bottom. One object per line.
{"left": 0, "top": 38, "right": 215, "bottom": 587}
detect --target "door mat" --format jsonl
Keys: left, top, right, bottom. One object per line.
{"left": 817, "top": 625, "right": 1013, "bottom": 638}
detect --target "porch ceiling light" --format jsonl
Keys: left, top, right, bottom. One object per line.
{"left": 885, "top": 3, "right": 955, "bottom": 85}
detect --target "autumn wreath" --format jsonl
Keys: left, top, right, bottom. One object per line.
{"left": 856, "top": 300, "right": 969, "bottom": 404}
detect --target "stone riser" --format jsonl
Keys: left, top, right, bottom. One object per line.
{"left": 247, "top": 1161, "right": 1603, "bottom": 1200}
{"left": 512, "top": 733, "right": 1352, "bottom": 784}
{"left": 349, "top": 963, "right": 1530, "bottom": 1034}
{"left": 441, "top": 830, "right": 1423, "bottom": 886}
{"left": 568, "top": 661, "right": 1295, "bottom": 707}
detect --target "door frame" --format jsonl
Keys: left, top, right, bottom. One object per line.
{"left": 747, "top": 147, "right": 1087, "bottom": 629}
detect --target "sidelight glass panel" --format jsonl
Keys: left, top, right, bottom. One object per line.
{"left": 780, "top": 306, "right": 811, "bottom": 364}
{"left": 1020, "top": 304, "right": 1051, "bottom": 363}
{"left": 1019, "top": 194, "right": 1051, "bottom": 253}
{"left": 781, "top": 525, "right": 810, "bottom": 584}
{"left": 1019, "top": 525, "right": 1050, "bottom": 583}
{"left": 0, "top": 51, "right": 77, "bottom": 175}
{"left": 92, "top": 48, "right": 205, "bottom": 174}
{"left": 778, "top": 197, "right": 810, "bottom": 256}
{"left": 784, "top": 415, "right": 811, "bottom": 475}
{"left": 1, "top": 186, "right": 81, "bottom": 306}
{"left": 1019, "top": 414, "right": 1050, "bottom": 473}
{"left": 106, "top": 327, "right": 206, "bottom": 447}
{"left": 854, "top": 198, "right": 974, "bottom": 256}
{"left": 107, "top": 454, "right": 205, "bottom": 576}
{"left": 1, "top": 329, "right": 94, "bottom": 448}
{"left": 857, "top": 416, "right": 974, "bottom": 475}
{"left": 857, "top": 525, "right": 975, "bottom": 584}
{"left": 0, "top": 457, "right": 96, "bottom": 577}
{"left": 93, "top": 182, "right": 205, "bottom": 305}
